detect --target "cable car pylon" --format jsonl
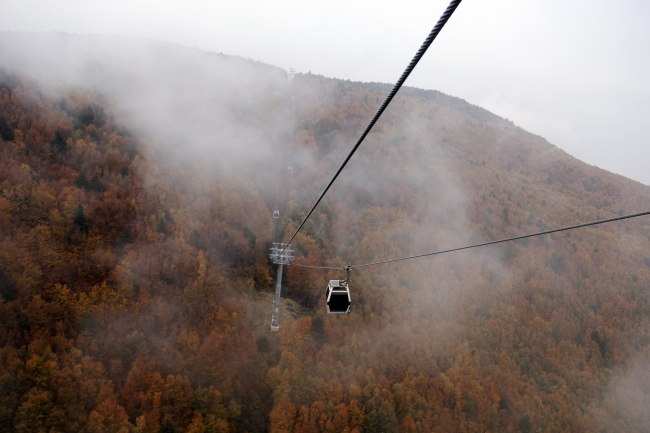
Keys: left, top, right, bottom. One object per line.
{"left": 269, "top": 68, "right": 296, "bottom": 331}
{"left": 269, "top": 243, "right": 294, "bottom": 330}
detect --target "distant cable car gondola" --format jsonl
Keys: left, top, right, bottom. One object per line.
{"left": 288, "top": 166, "right": 293, "bottom": 174}
{"left": 326, "top": 278, "right": 351, "bottom": 314}
{"left": 273, "top": 209, "right": 279, "bottom": 219}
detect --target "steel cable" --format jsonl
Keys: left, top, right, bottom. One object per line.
{"left": 292, "top": 263, "right": 344, "bottom": 270}
{"left": 282, "top": 0, "right": 463, "bottom": 251}
{"left": 347, "top": 210, "right": 650, "bottom": 269}
{"left": 288, "top": 211, "right": 650, "bottom": 270}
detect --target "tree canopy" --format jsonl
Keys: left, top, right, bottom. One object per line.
{"left": 1, "top": 63, "right": 650, "bottom": 432}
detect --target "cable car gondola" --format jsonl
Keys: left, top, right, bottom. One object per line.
{"left": 326, "top": 279, "right": 351, "bottom": 314}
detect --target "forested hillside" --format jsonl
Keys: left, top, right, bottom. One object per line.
{"left": 1, "top": 35, "right": 650, "bottom": 433}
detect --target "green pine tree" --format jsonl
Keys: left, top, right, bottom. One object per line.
{"left": 157, "top": 218, "right": 167, "bottom": 235}
{"left": 120, "top": 227, "right": 133, "bottom": 244}
{"left": 188, "top": 229, "right": 205, "bottom": 250}
{"left": 0, "top": 267, "right": 16, "bottom": 301}
{"left": 90, "top": 174, "right": 104, "bottom": 192}
{"left": 73, "top": 204, "right": 89, "bottom": 234}
{"left": 75, "top": 172, "right": 91, "bottom": 190}
{"left": 159, "top": 419, "right": 176, "bottom": 433}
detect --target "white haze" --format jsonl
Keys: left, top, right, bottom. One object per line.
{"left": 286, "top": 78, "right": 509, "bottom": 319}
{"left": 0, "top": 32, "right": 497, "bottom": 359}
{"left": 597, "top": 348, "right": 650, "bottom": 430}
{"left": 0, "top": 32, "right": 288, "bottom": 181}
{"left": 1, "top": 0, "right": 649, "bottom": 185}
{"left": 1, "top": 31, "right": 647, "bottom": 426}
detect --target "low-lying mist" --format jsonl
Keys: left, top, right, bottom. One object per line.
{"left": 2, "top": 31, "right": 650, "bottom": 432}
{"left": 0, "top": 32, "right": 288, "bottom": 191}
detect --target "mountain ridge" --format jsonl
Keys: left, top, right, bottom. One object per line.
{"left": 1, "top": 32, "right": 649, "bottom": 432}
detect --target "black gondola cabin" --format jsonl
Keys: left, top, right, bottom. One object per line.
{"left": 326, "top": 280, "right": 351, "bottom": 314}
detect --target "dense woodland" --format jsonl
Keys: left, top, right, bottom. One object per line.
{"left": 1, "top": 40, "right": 650, "bottom": 433}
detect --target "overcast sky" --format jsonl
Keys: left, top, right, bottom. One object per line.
{"left": 1, "top": 0, "right": 649, "bottom": 185}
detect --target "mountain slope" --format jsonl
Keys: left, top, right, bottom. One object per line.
{"left": 1, "top": 33, "right": 649, "bottom": 432}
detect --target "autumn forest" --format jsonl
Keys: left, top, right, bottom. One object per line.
{"left": 1, "top": 34, "right": 650, "bottom": 433}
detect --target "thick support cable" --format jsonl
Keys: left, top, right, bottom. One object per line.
{"left": 282, "top": 0, "right": 463, "bottom": 251}
{"left": 292, "top": 263, "right": 344, "bottom": 270}
{"left": 348, "top": 210, "right": 650, "bottom": 269}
